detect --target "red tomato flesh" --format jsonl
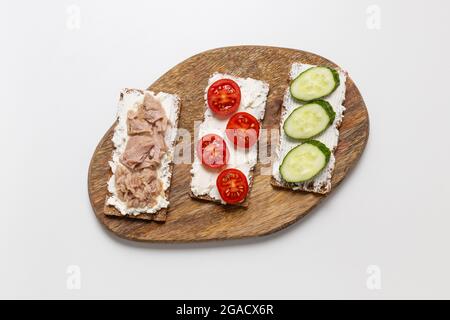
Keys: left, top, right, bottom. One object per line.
{"left": 197, "top": 134, "right": 229, "bottom": 169}
{"left": 207, "top": 79, "right": 241, "bottom": 117}
{"left": 226, "top": 112, "right": 260, "bottom": 148}
{"left": 216, "top": 168, "right": 249, "bottom": 204}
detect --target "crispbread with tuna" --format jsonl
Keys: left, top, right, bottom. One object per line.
{"left": 104, "top": 88, "right": 180, "bottom": 221}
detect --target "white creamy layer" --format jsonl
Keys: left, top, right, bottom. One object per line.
{"left": 107, "top": 89, "right": 180, "bottom": 215}
{"left": 190, "top": 73, "right": 270, "bottom": 203}
{"left": 272, "top": 63, "right": 347, "bottom": 194}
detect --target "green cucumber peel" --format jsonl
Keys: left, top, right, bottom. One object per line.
{"left": 283, "top": 100, "right": 336, "bottom": 140}
{"left": 279, "top": 140, "right": 331, "bottom": 183}
{"left": 289, "top": 66, "right": 340, "bottom": 103}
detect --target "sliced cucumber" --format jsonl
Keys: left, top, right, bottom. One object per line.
{"left": 283, "top": 100, "right": 335, "bottom": 140}
{"left": 290, "top": 67, "right": 340, "bottom": 102}
{"left": 279, "top": 140, "right": 331, "bottom": 183}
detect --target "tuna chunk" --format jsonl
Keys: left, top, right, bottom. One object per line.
{"left": 115, "top": 92, "right": 170, "bottom": 209}
{"left": 127, "top": 92, "right": 169, "bottom": 135}
{"left": 120, "top": 135, "right": 154, "bottom": 169}
{"left": 143, "top": 93, "right": 166, "bottom": 123}
{"left": 128, "top": 117, "right": 152, "bottom": 135}
{"left": 115, "top": 166, "right": 162, "bottom": 209}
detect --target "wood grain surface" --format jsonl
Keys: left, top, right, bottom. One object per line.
{"left": 87, "top": 46, "right": 369, "bottom": 242}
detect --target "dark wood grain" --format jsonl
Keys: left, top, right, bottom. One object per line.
{"left": 87, "top": 46, "right": 369, "bottom": 242}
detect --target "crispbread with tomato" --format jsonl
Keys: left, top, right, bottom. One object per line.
{"left": 190, "top": 73, "right": 269, "bottom": 206}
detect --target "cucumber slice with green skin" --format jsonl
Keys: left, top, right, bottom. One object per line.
{"left": 290, "top": 67, "right": 340, "bottom": 102}
{"left": 283, "top": 100, "right": 336, "bottom": 140}
{"left": 279, "top": 140, "right": 331, "bottom": 183}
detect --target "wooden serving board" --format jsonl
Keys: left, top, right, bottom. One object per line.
{"left": 88, "top": 46, "right": 369, "bottom": 242}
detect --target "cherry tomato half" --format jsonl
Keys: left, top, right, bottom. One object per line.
{"left": 225, "top": 112, "right": 260, "bottom": 148}
{"left": 196, "top": 134, "right": 229, "bottom": 169}
{"left": 207, "top": 79, "right": 241, "bottom": 117}
{"left": 216, "top": 168, "right": 249, "bottom": 204}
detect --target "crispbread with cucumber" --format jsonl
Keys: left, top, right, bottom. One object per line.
{"left": 272, "top": 63, "right": 347, "bottom": 194}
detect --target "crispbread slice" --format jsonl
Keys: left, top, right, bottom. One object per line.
{"left": 104, "top": 89, "right": 181, "bottom": 221}
{"left": 104, "top": 196, "right": 167, "bottom": 221}
{"left": 271, "top": 63, "right": 347, "bottom": 194}
{"left": 189, "top": 73, "right": 269, "bottom": 207}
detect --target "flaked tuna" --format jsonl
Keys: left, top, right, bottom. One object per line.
{"left": 116, "top": 92, "right": 169, "bottom": 208}
{"left": 115, "top": 166, "right": 162, "bottom": 208}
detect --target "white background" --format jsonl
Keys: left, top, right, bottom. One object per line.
{"left": 1, "top": 0, "right": 449, "bottom": 299}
